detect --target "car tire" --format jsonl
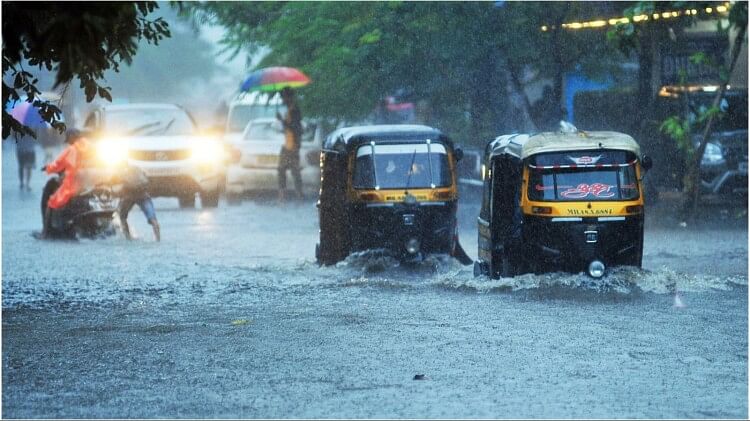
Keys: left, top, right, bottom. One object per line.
{"left": 178, "top": 193, "right": 195, "bottom": 208}
{"left": 201, "top": 189, "right": 220, "bottom": 208}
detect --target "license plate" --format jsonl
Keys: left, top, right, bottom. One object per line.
{"left": 144, "top": 167, "right": 182, "bottom": 177}
{"left": 257, "top": 155, "right": 278, "bottom": 165}
{"left": 738, "top": 162, "right": 747, "bottom": 174}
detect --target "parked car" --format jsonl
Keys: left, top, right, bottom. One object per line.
{"left": 689, "top": 88, "right": 748, "bottom": 197}
{"left": 225, "top": 117, "right": 323, "bottom": 199}
{"left": 82, "top": 103, "right": 226, "bottom": 208}
{"left": 224, "top": 92, "right": 285, "bottom": 144}
{"left": 651, "top": 85, "right": 748, "bottom": 199}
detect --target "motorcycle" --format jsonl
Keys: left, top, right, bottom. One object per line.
{"left": 40, "top": 172, "right": 120, "bottom": 240}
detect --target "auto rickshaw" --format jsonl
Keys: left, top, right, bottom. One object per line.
{"left": 474, "top": 126, "right": 652, "bottom": 278}
{"left": 315, "top": 124, "right": 472, "bottom": 265}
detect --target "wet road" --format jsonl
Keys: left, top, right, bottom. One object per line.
{"left": 2, "top": 144, "right": 747, "bottom": 418}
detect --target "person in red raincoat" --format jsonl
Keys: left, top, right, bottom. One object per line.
{"left": 40, "top": 128, "right": 93, "bottom": 238}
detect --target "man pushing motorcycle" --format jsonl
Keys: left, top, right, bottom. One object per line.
{"left": 40, "top": 128, "right": 93, "bottom": 239}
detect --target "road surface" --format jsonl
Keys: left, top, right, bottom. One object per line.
{"left": 2, "top": 143, "right": 747, "bottom": 418}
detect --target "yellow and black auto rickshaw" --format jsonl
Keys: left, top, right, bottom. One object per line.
{"left": 315, "top": 125, "right": 472, "bottom": 265}
{"left": 474, "top": 128, "right": 652, "bottom": 278}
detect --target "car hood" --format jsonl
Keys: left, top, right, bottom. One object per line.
{"left": 112, "top": 135, "right": 210, "bottom": 151}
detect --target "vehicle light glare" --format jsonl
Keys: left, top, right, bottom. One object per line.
{"left": 192, "top": 140, "right": 223, "bottom": 164}
{"left": 97, "top": 140, "right": 128, "bottom": 166}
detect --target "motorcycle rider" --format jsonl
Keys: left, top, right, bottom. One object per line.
{"left": 40, "top": 128, "right": 93, "bottom": 239}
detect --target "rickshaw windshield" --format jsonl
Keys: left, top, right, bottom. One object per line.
{"left": 527, "top": 150, "right": 640, "bottom": 201}
{"left": 353, "top": 143, "right": 451, "bottom": 189}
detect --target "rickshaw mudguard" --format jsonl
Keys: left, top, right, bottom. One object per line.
{"left": 451, "top": 237, "right": 473, "bottom": 265}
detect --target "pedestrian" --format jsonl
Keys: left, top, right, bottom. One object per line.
{"left": 275, "top": 87, "right": 304, "bottom": 202}
{"left": 15, "top": 134, "right": 37, "bottom": 191}
{"left": 118, "top": 164, "right": 160, "bottom": 242}
{"left": 41, "top": 128, "right": 93, "bottom": 238}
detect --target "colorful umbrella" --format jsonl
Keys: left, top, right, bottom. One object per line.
{"left": 240, "top": 66, "right": 311, "bottom": 93}
{"left": 5, "top": 99, "right": 48, "bottom": 128}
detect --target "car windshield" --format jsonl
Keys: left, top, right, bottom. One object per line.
{"left": 353, "top": 143, "right": 452, "bottom": 190}
{"left": 105, "top": 108, "right": 195, "bottom": 136}
{"left": 242, "top": 120, "right": 317, "bottom": 143}
{"left": 527, "top": 150, "right": 640, "bottom": 201}
{"left": 243, "top": 120, "right": 284, "bottom": 141}
{"left": 228, "top": 104, "right": 287, "bottom": 133}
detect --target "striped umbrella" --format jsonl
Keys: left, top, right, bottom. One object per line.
{"left": 240, "top": 66, "right": 311, "bottom": 93}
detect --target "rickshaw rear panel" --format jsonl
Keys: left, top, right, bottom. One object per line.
{"left": 475, "top": 128, "right": 649, "bottom": 278}
{"left": 316, "top": 125, "right": 467, "bottom": 265}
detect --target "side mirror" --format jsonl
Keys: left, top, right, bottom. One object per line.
{"left": 641, "top": 155, "right": 653, "bottom": 172}
{"left": 454, "top": 147, "right": 464, "bottom": 162}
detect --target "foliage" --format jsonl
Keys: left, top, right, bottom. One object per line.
{"left": 186, "top": 1, "right": 623, "bottom": 144}
{"left": 2, "top": 2, "right": 171, "bottom": 139}
{"left": 609, "top": 1, "right": 747, "bottom": 209}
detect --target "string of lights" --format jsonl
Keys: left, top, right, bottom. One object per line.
{"left": 540, "top": 2, "right": 731, "bottom": 32}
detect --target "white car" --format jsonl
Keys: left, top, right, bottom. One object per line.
{"left": 225, "top": 117, "right": 322, "bottom": 198}
{"left": 224, "top": 92, "right": 285, "bottom": 144}
{"left": 83, "top": 103, "right": 226, "bottom": 208}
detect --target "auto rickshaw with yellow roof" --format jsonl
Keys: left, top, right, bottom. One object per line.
{"left": 315, "top": 124, "right": 472, "bottom": 266}
{"left": 474, "top": 125, "right": 652, "bottom": 278}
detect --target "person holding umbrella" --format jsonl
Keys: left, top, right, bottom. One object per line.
{"left": 239, "top": 66, "right": 311, "bottom": 202}
{"left": 275, "top": 87, "right": 304, "bottom": 202}
{"left": 7, "top": 98, "right": 46, "bottom": 191}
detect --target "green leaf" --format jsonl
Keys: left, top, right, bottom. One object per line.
{"left": 98, "top": 87, "right": 113, "bottom": 102}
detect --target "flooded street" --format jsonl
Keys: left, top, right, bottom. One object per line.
{"left": 2, "top": 147, "right": 747, "bottom": 418}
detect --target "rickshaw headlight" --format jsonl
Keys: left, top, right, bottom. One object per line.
{"left": 405, "top": 238, "right": 420, "bottom": 254}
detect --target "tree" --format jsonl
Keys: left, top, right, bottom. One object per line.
{"left": 609, "top": 1, "right": 748, "bottom": 219}
{"left": 186, "top": 1, "right": 623, "bottom": 145}
{"left": 2, "top": 2, "right": 171, "bottom": 139}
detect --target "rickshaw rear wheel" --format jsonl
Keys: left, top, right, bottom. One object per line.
{"left": 501, "top": 255, "right": 516, "bottom": 278}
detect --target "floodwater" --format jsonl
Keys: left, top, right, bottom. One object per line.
{"left": 2, "top": 143, "right": 747, "bottom": 418}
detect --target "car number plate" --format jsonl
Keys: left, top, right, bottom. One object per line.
{"left": 257, "top": 155, "right": 279, "bottom": 165}
{"left": 739, "top": 162, "right": 748, "bottom": 174}
{"left": 144, "top": 167, "right": 182, "bottom": 177}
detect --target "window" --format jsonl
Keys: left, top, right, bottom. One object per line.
{"left": 243, "top": 120, "right": 284, "bottom": 141}
{"left": 353, "top": 143, "right": 451, "bottom": 190}
{"left": 227, "top": 104, "right": 287, "bottom": 133}
{"left": 105, "top": 108, "right": 196, "bottom": 136}
{"left": 527, "top": 150, "right": 640, "bottom": 201}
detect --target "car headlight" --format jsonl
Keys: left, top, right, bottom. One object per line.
{"left": 97, "top": 140, "right": 129, "bottom": 166}
{"left": 191, "top": 140, "right": 223, "bottom": 164}
{"left": 701, "top": 142, "right": 724, "bottom": 165}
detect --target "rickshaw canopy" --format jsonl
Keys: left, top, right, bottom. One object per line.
{"left": 488, "top": 131, "right": 641, "bottom": 161}
{"left": 324, "top": 124, "right": 453, "bottom": 152}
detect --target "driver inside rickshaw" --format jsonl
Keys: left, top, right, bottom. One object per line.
{"left": 354, "top": 143, "right": 450, "bottom": 190}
